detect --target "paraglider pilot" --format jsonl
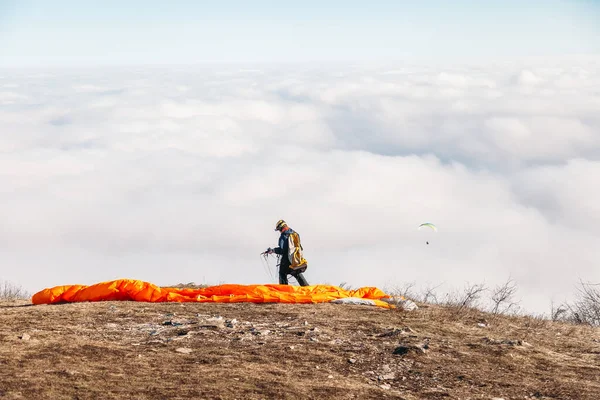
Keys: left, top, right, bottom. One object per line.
{"left": 265, "top": 220, "right": 309, "bottom": 286}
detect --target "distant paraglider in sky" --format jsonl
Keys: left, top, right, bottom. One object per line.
{"left": 418, "top": 222, "right": 437, "bottom": 245}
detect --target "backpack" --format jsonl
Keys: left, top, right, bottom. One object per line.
{"left": 287, "top": 231, "right": 308, "bottom": 270}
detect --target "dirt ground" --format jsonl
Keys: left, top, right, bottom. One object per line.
{"left": 1, "top": 299, "right": 599, "bottom": 399}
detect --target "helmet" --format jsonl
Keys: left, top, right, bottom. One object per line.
{"left": 275, "top": 219, "right": 287, "bottom": 231}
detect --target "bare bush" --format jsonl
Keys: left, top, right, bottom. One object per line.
{"left": 555, "top": 280, "right": 600, "bottom": 326}
{"left": 385, "top": 281, "right": 417, "bottom": 300}
{"left": 490, "top": 278, "right": 520, "bottom": 315}
{"left": 418, "top": 282, "right": 444, "bottom": 304}
{"left": 0, "top": 280, "right": 30, "bottom": 301}
{"left": 444, "top": 283, "right": 487, "bottom": 312}
{"left": 550, "top": 300, "right": 568, "bottom": 322}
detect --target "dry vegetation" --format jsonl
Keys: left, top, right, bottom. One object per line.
{"left": 0, "top": 280, "right": 30, "bottom": 301}
{"left": 1, "top": 281, "right": 599, "bottom": 400}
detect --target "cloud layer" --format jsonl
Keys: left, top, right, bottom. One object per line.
{"left": 1, "top": 57, "right": 599, "bottom": 313}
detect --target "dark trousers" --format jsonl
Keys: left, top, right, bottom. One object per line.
{"left": 279, "top": 263, "right": 309, "bottom": 286}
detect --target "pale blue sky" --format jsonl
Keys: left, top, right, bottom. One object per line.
{"left": 0, "top": 1, "right": 599, "bottom": 66}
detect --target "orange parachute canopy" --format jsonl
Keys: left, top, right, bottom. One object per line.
{"left": 31, "top": 279, "right": 393, "bottom": 308}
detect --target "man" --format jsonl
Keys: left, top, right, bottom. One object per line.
{"left": 266, "top": 219, "right": 309, "bottom": 286}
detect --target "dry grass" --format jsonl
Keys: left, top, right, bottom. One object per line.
{"left": 1, "top": 297, "right": 599, "bottom": 399}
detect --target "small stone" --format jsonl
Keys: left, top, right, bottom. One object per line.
{"left": 328, "top": 375, "right": 333, "bottom": 379}
{"left": 304, "top": 321, "right": 309, "bottom": 325}
{"left": 259, "top": 330, "right": 271, "bottom": 336}
{"left": 348, "top": 358, "right": 357, "bottom": 364}
{"left": 175, "top": 347, "right": 193, "bottom": 354}
{"left": 381, "top": 373, "right": 396, "bottom": 380}
{"left": 380, "top": 384, "right": 391, "bottom": 390}
{"left": 19, "top": 334, "right": 30, "bottom": 341}
{"left": 288, "top": 345, "right": 295, "bottom": 350}
{"left": 381, "top": 364, "right": 391, "bottom": 372}
{"left": 225, "top": 319, "right": 238, "bottom": 328}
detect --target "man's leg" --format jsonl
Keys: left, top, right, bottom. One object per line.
{"left": 279, "top": 264, "right": 289, "bottom": 285}
{"left": 292, "top": 270, "right": 309, "bottom": 286}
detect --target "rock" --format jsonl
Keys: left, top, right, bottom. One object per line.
{"left": 381, "top": 373, "right": 395, "bottom": 380}
{"left": 398, "top": 299, "right": 418, "bottom": 311}
{"left": 162, "top": 320, "right": 184, "bottom": 326}
{"left": 328, "top": 375, "right": 333, "bottom": 379}
{"left": 381, "top": 297, "right": 418, "bottom": 311}
{"left": 393, "top": 344, "right": 426, "bottom": 355}
{"left": 381, "top": 364, "right": 391, "bottom": 372}
{"left": 175, "top": 347, "right": 193, "bottom": 354}
{"left": 393, "top": 346, "right": 410, "bottom": 355}
{"left": 19, "top": 333, "right": 30, "bottom": 341}
{"left": 380, "top": 384, "right": 391, "bottom": 390}
{"left": 348, "top": 358, "right": 357, "bottom": 364}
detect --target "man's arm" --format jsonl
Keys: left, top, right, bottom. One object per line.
{"left": 273, "top": 234, "right": 286, "bottom": 255}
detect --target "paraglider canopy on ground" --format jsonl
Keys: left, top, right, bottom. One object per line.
{"left": 31, "top": 279, "right": 395, "bottom": 309}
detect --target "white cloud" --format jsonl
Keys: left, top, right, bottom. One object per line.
{"left": 0, "top": 56, "right": 599, "bottom": 313}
